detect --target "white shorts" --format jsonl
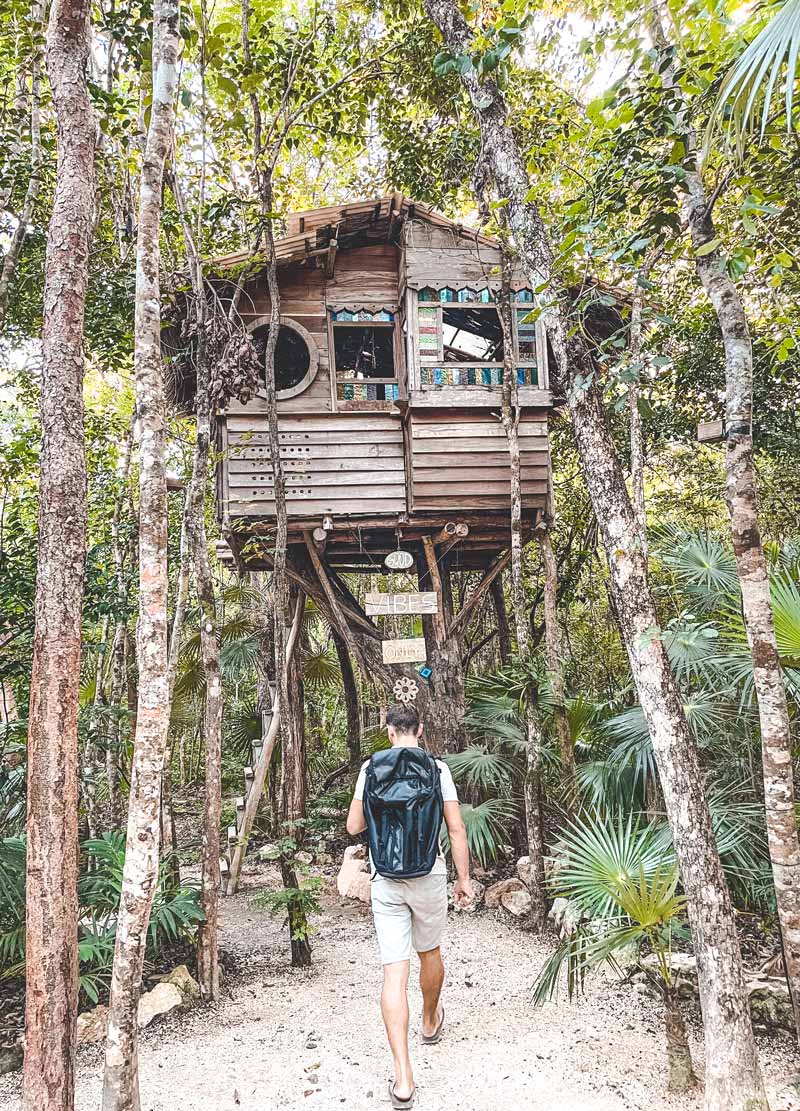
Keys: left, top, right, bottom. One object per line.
{"left": 370, "top": 870, "right": 448, "bottom": 964}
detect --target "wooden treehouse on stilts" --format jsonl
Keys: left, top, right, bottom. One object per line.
{"left": 178, "top": 195, "right": 555, "bottom": 890}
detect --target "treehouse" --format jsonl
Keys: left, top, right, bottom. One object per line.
{"left": 208, "top": 194, "right": 553, "bottom": 573}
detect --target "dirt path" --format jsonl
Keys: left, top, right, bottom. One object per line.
{"left": 1, "top": 862, "right": 797, "bottom": 1110}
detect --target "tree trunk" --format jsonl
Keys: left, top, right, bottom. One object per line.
{"left": 172, "top": 145, "right": 222, "bottom": 1003}
{"left": 332, "top": 629, "right": 362, "bottom": 777}
{"left": 101, "top": 2, "right": 180, "bottom": 1108}
{"left": 489, "top": 576, "right": 511, "bottom": 666}
{"left": 226, "top": 593, "right": 304, "bottom": 894}
{"left": 423, "top": 1, "right": 768, "bottom": 1105}
{"left": 0, "top": 0, "right": 45, "bottom": 330}
{"left": 498, "top": 254, "right": 547, "bottom": 930}
{"left": 650, "top": 5, "right": 800, "bottom": 1044}
{"left": 663, "top": 987, "right": 697, "bottom": 1093}
{"left": 23, "top": 0, "right": 96, "bottom": 1105}
{"left": 278, "top": 586, "right": 311, "bottom": 967}
{"left": 628, "top": 278, "right": 648, "bottom": 562}
{"left": 418, "top": 540, "right": 466, "bottom": 755}
{"left": 541, "top": 529, "right": 577, "bottom": 810}
{"left": 107, "top": 420, "right": 134, "bottom": 828}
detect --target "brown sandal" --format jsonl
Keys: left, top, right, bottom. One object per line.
{"left": 421, "top": 1005, "right": 445, "bottom": 1045}
{"left": 389, "top": 1080, "right": 416, "bottom": 1108}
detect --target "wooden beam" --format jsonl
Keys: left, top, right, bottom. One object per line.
{"left": 305, "top": 532, "right": 368, "bottom": 671}
{"left": 432, "top": 522, "right": 469, "bottom": 545}
{"left": 421, "top": 536, "right": 448, "bottom": 646}
{"left": 325, "top": 237, "right": 338, "bottom": 279}
{"left": 312, "top": 526, "right": 328, "bottom": 550}
{"left": 226, "top": 592, "right": 305, "bottom": 895}
{"left": 450, "top": 548, "right": 513, "bottom": 639}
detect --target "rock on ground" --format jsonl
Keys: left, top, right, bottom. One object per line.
{"left": 639, "top": 953, "right": 795, "bottom": 1033}
{"left": 500, "top": 888, "right": 532, "bottom": 917}
{"left": 137, "top": 982, "right": 185, "bottom": 1029}
{"left": 336, "top": 844, "right": 371, "bottom": 903}
{"left": 485, "top": 877, "right": 525, "bottom": 909}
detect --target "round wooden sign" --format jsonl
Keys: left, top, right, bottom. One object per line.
{"left": 384, "top": 549, "right": 413, "bottom": 571}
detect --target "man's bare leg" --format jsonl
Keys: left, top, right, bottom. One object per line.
{"left": 381, "top": 959, "right": 414, "bottom": 1098}
{"left": 418, "top": 947, "right": 445, "bottom": 1037}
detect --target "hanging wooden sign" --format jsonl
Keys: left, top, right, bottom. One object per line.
{"left": 385, "top": 549, "right": 414, "bottom": 571}
{"left": 382, "top": 637, "right": 428, "bottom": 664}
{"left": 366, "top": 591, "right": 439, "bottom": 616}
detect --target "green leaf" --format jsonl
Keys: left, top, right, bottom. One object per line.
{"left": 694, "top": 237, "right": 722, "bottom": 257}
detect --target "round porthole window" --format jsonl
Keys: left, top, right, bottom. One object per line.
{"left": 248, "top": 316, "right": 319, "bottom": 400}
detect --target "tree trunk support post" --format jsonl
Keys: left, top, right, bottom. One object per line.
{"left": 226, "top": 592, "right": 305, "bottom": 896}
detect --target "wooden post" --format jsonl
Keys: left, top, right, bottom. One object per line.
{"left": 226, "top": 592, "right": 304, "bottom": 895}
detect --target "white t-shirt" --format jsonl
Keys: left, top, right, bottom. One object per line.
{"left": 353, "top": 753, "right": 458, "bottom": 804}
{"left": 353, "top": 750, "right": 458, "bottom": 877}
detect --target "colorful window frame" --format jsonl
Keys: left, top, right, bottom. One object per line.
{"left": 415, "top": 288, "right": 539, "bottom": 386}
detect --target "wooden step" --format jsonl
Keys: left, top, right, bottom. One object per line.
{"left": 235, "top": 796, "right": 246, "bottom": 831}
{"left": 244, "top": 766, "right": 255, "bottom": 795}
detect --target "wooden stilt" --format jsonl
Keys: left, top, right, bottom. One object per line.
{"left": 226, "top": 592, "right": 304, "bottom": 895}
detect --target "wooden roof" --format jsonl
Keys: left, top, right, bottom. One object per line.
{"left": 208, "top": 193, "right": 497, "bottom": 273}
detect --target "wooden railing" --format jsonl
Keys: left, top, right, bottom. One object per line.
{"left": 419, "top": 365, "right": 539, "bottom": 388}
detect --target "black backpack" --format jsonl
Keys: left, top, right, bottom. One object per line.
{"left": 363, "top": 747, "right": 443, "bottom": 879}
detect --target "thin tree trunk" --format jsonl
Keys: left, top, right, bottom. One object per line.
{"left": 108, "top": 419, "right": 135, "bottom": 827}
{"left": 663, "top": 987, "right": 697, "bottom": 1093}
{"left": 226, "top": 593, "right": 304, "bottom": 894}
{"left": 489, "top": 576, "right": 511, "bottom": 666}
{"left": 280, "top": 606, "right": 311, "bottom": 968}
{"left": 651, "top": 4, "right": 800, "bottom": 1043}
{"left": 498, "top": 252, "right": 547, "bottom": 930}
{"left": 423, "top": 1, "right": 767, "bottom": 1105}
{"left": 172, "top": 144, "right": 223, "bottom": 1001}
{"left": 541, "top": 529, "right": 577, "bottom": 809}
{"left": 102, "top": 2, "right": 180, "bottom": 1107}
{"left": 332, "top": 629, "right": 362, "bottom": 777}
{"left": 159, "top": 482, "right": 192, "bottom": 883}
{"left": 23, "top": 0, "right": 95, "bottom": 1104}
{"left": 0, "top": 0, "right": 45, "bottom": 330}
{"left": 628, "top": 280, "right": 648, "bottom": 562}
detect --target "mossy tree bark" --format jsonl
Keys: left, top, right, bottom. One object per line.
{"left": 423, "top": 0, "right": 767, "bottom": 1105}
{"left": 650, "top": 5, "right": 800, "bottom": 1041}
{"left": 23, "top": 0, "right": 96, "bottom": 1104}
{"left": 102, "top": 2, "right": 180, "bottom": 1107}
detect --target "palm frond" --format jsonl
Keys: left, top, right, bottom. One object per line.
{"left": 442, "top": 745, "right": 516, "bottom": 792}
{"left": 552, "top": 813, "right": 674, "bottom": 920}
{"left": 441, "top": 797, "right": 516, "bottom": 867}
{"left": 710, "top": 0, "right": 800, "bottom": 154}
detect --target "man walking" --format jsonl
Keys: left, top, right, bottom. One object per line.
{"left": 346, "top": 703, "right": 473, "bottom": 1108}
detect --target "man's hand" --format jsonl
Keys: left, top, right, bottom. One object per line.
{"left": 453, "top": 876, "right": 474, "bottom": 908}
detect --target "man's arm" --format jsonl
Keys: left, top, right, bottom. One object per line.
{"left": 346, "top": 796, "right": 366, "bottom": 836}
{"left": 443, "top": 799, "right": 473, "bottom": 906}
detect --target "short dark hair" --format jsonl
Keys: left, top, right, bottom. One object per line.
{"left": 386, "top": 702, "right": 421, "bottom": 735}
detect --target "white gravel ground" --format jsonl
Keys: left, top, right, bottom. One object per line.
{"left": 1, "top": 861, "right": 798, "bottom": 1111}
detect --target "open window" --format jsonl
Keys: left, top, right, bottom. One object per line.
{"left": 250, "top": 317, "right": 319, "bottom": 399}
{"left": 442, "top": 305, "right": 503, "bottom": 362}
{"left": 331, "top": 309, "right": 400, "bottom": 404}
{"left": 416, "top": 287, "right": 541, "bottom": 389}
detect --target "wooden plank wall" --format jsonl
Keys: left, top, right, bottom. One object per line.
{"left": 226, "top": 246, "right": 401, "bottom": 419}
{"left": 404, "top": 220, "right": 527, "bottom": 287}
{"left": 224, "top": 412, "right": 407, "bottom": 518}
{"left": 409, "top": 409, "right": 550, "bottom": 512}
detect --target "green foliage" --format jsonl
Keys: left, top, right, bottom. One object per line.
{"left": 533, "top": 813, "right": 687, "bottom": 1006}
{"left": 0, "top": 833, "right": 203, "bottom": 996}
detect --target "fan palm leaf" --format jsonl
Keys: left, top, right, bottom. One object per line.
{"left": 441, "top": 797, "right": 516, "bottom": 866}
{"left": 710, "top": 0, "right": 800, "bottom": 153}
